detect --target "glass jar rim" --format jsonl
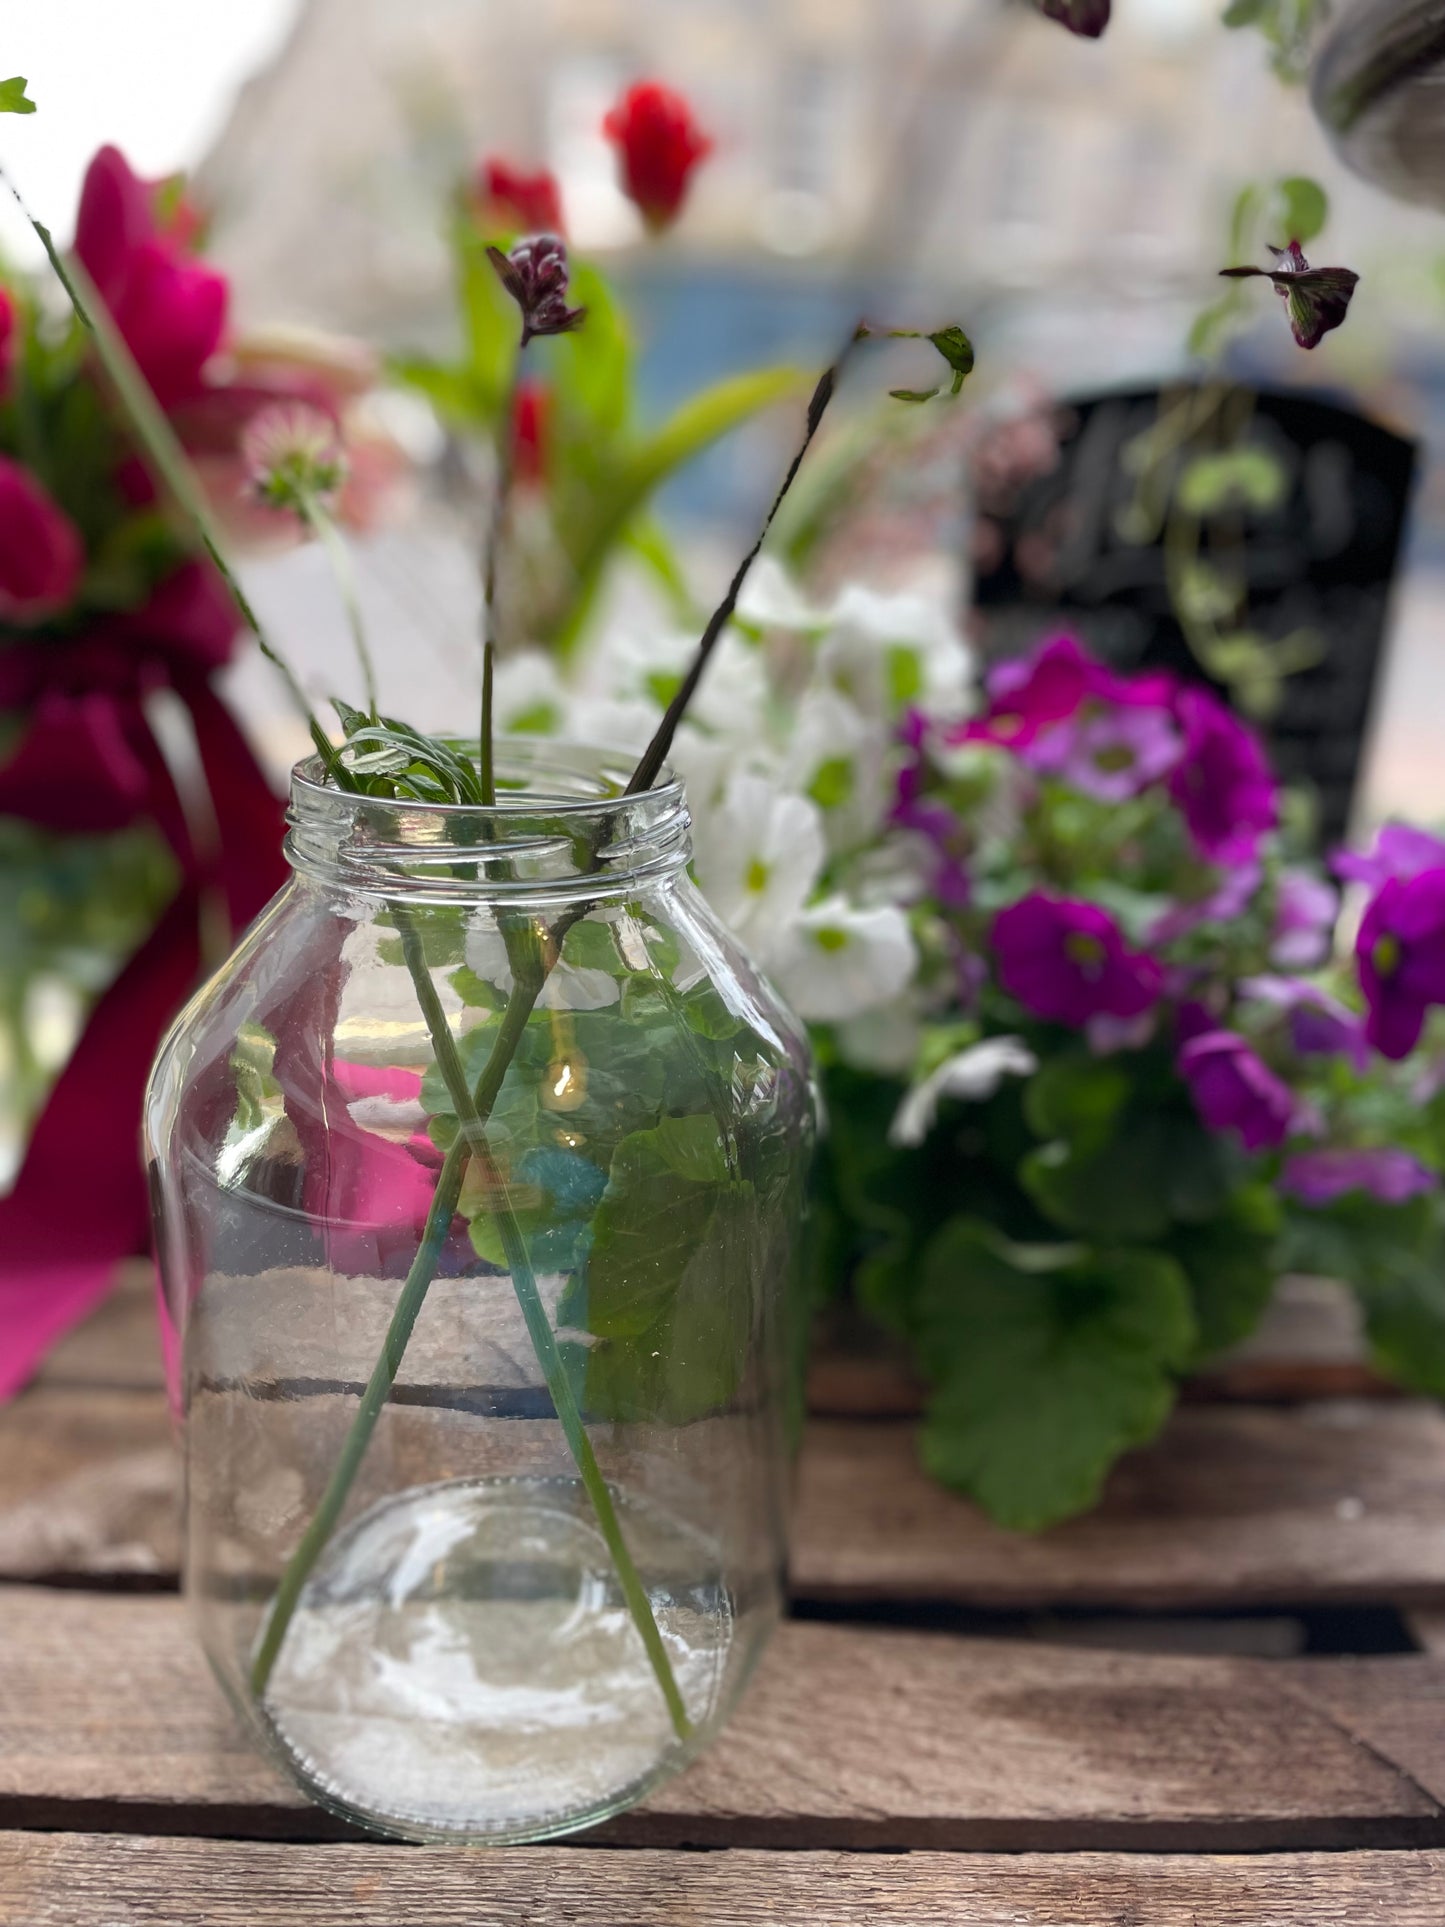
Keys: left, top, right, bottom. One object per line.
{"left": 285, "top": 738, "right": 690, "bottom": 901}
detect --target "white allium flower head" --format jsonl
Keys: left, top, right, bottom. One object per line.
{"left": 690, "top": 773, "right": 825, "bottom": 955}
{"left": 766, "top": 895, "right": 917, "bottom": 1024}
{"left": 888, "top": 1037, "right": 1038, "bottom": 1149}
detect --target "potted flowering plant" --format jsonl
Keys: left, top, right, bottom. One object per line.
{"left": 804, "top": 632, "right": 1445, "bottom": 1530}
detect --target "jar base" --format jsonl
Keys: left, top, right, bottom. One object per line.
{"left": 254, "top": 1473, "right": 733, "bottom": 1844}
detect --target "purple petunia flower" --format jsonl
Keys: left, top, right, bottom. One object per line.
{"left": 1334, "top": 823, "right": 1445, "bottom": 894}
{"left": 1280, "top": 1146, "right": 1436, "bottom": 1207}
{"left": 891, "top": 712, "right": 971, "bottom": 908}
{"left": 993, "top": 891, "right": 1162, "bottom": 1029}
{"left": 1356, "top": 867, "right": 1445, "bottom": 1060}
{"left": 1270, "top": 870, "right": 1338, "bottom": 970}
{"left": 1239, "top": 973, "right": 1369, "bottom": 1070}
{"left": 1177, "top": 1029, "right": 1297, "bottom": 1152}
{"left": 1023, "top": 699, "right": 1182, "bottom": 803}
{"left": 1167, "top": 686, "right": 1278, "bottom": 864}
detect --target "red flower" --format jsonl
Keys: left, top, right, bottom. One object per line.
{"left": 511, "top": 379, "right": 551, "bottom": 488}
{"left": 74, "top": 145, "right": 227, "bottom": 408}
{"left": 602, "top": 81, "right": 712, "bottom": 232}
{"left": 0, "top": 457, "right": 84, "bottom": 623}
{"left": 0, "top": 285, "right": 15, "bottom": 399}
{"left": 476, "top": 158, "right": 565, "bottom": 236}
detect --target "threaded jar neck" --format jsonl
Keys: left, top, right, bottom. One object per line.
{"left": 285, "top": 740, "right": 690, "bottom": 904}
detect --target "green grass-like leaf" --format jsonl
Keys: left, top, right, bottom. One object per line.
{"left": 0, "top": 76, "right": 36, "bottom": 114}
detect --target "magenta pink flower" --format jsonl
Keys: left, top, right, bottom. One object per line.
{"left": 74, "top": 145, "right": 227, "bottom": 407}
{"left": 1281, "top": 1146, "right": 1435, "bottom": 1207}
{"left": 959, "top": 635, "right": 1092, "bottom": 749}
{"left": 1024, "top": 698, "right": 1181, "bottom": 802}
{"left": 0, "top": 285, "right": 14, "bottom": 399}
{"left": 993, "top": 891, "right": 1162, "bottom": 1028}
{"left": 1334, "top": 823, "right": 1445, "bottom": 893}
{"left": 1270, "top": 869, "right": 1338, "bottom": 969}
{"left": 1167, "top": 685, "right": 1277, "bottom": 863}
{"left": 1178, "top": 1029, "right": 1296, "bottom": 1152}
{"left": 1356, "top": 868, "right": 1445, "bottom": 1060}
{"left": 0, "top": 458, "right": 84, "bottom": 623}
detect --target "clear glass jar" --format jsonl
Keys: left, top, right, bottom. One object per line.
{"left": 144, "top": 741, "right": 814, "bottom": 1844}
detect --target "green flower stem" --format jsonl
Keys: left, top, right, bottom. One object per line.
{"left": 251, "top": 904, "right": 692, "bottom": 1743}
{"left": 301, "top": 490, "right": 380, "bottom": 723}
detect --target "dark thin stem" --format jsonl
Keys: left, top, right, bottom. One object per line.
{"left": 480, "top": 336, "right": 526, "bottom": 752}
{"left": 480, "top": 641, "right": 496, "bottom": 806}
{"left": 627, "top": 349, "right": 848, "bottom": 795}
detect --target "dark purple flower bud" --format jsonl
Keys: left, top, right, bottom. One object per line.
{"left": 1281, "top": 1146, "right": 1436, "bottom": 1206}
{"left": 1033, "top": 0, "right": 1111, "bottom": 35}
{"left": 486, "top": 234, "right": 586, "bottom": 346}
{"left": 993, "top": 891, "right": 1162, "bottom": 1029}
{"left": 1356, "top": 867, "right": 1445, "bottom": 1060}
{"left": 1178, "top": 1029, "right": 1297, "bottom": 1153}
{"left": 1219, "top": 240, "right": 1359, "bottom": 351}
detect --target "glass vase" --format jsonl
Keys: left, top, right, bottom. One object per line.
{"left": 144, "top": 741, "right": 814, "bottom": 1844}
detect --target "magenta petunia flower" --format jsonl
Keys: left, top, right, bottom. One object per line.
{"left": 1167, "top": 686, "right": 1277, "bottom": 863}
{"left": 1356, "top": 868, "right": 1445, "bottom": 1060}
{"left": 1239, "top": 973, "right": 1368, "bottom": 1069}
{"left": 1280, "top": 1145, "right": 1436, "bottom": 1207}
{"left": 1024, "top": 698, "right": 1182, "bottom": 802}
{"left": 891, "top": 711, "right": 970, "bottom": 907}
{"left": 958, "top": 635, "right": 1093, "bottom": 749}
{"left": 1334, "top": 823, "right": 1445, "bottom": 894}
{"left": 1149, "top": 857, "right": 1262, "bottom": 945}
{"left": 1270, "top": 869, "right": 1338, "bottom": 970}
{"left": 993, "top": 891, "right": 1162, "bottom": 1028}
{"left": 1178, "top": 1029, "right": 1297, "bottom": 1152}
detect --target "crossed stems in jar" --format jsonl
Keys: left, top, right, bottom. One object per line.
{"left": 248, "top": 897, "right": 696, "bottom": 1743}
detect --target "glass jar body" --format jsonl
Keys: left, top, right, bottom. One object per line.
{"left": 145, "top": 751, "right": 813, "bottom": 1844}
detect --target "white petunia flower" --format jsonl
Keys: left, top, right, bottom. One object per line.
{"left": 464, "top": 921, "right": 619, "bottom": 1011}
{"left": 582, "top": 625, "right": 770, "bottom": 746}
{"left": 561, "top": 693, "right": 661, "bottom": 759}
{"left": 766, "top": 895, "right": 917, "bottom": 1024}
{"left": 690, "top": 774, "right": 825, "bottom": 955}
{"left": 782, "top": 686, "right": 890, "bottom": 854}
{"left": 833, "top": 998, "right": 926, "bottom": 1076}
{"left": 734, "top": 554, "right": 829, "bottom": 633}
{"left": 493, "top": 650, "right": 568, "bottom": 736}
{"left": 888, "top": 1037, "right": 1038, "bottom": 1148}
{"left": 818, "top": 583, "right": 971, "bottom": 723}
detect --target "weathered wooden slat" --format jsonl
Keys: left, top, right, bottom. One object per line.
{"left": 793, "top": 1404, "right": 1445, "bottom": 1610}
{"left": 0, "top": 1586, "right": 1439, "bottom": 1850}
{"left": 8, "top": 1382, "right": 1445, "bottom": 1610}
{"left": 3, "top": 1835, "right": 1443, "bottom": 1927}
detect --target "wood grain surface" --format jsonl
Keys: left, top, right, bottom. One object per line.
{"left": 3, "top": 1834, "right": 1443, "bottom": 1927}
{"left": 1, "top": 1585, "right": 1440, "bottom": 1850}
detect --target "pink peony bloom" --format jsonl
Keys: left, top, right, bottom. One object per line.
{"left": 74, "top": 145, "right": 227, "bottom": 408}
{"left": 1356, "top": 868, "right": 1445, "bottom": 1060}
{"left": 1178, "top": 1029, "right": 1296, "bottom": 1152}
{"left": 993, "top": 891, "right": 1162, "bottom": 1028}
{"left": 0, "top": 458, "right": 84, "bottom": 623}
{"left": 1167, "top": 685, "right": 1277, "bottom": 863}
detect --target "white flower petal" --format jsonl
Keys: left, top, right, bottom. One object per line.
{"left": 768, "top": 896, "right": 917, "bottom": 1024}
{"left": 691, "top": 775, "right": 826, "bottom": 954}
{"left": 888, "top": 1036, "right": 1038, "bottom": 1149}
{"left": 734, "top": 555, "right": 828, "bottom": 632}
{"left": 492, "top": 651, "right": 567, "bottom": 734}
{"left": 464, "top": 922, "right": 619, "bottom": 1011}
